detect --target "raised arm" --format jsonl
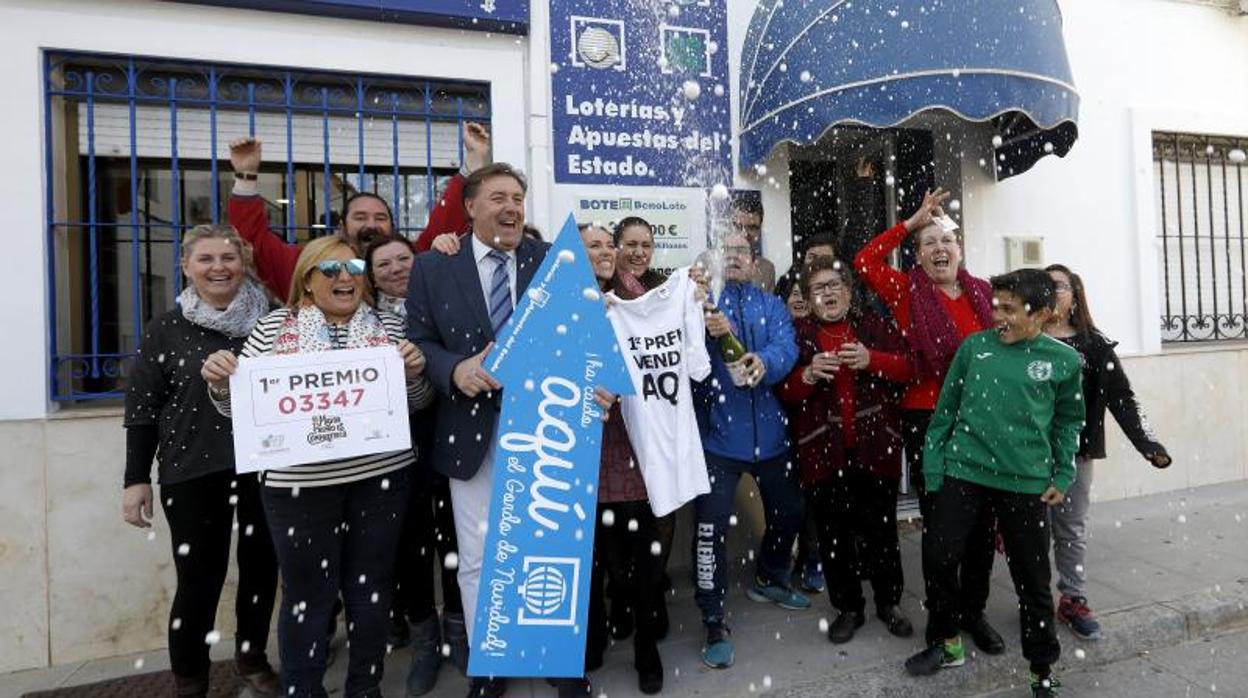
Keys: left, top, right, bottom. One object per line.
{"left": 415, "top": 122, "right": 490, "bottom": 252}
{"left": 853, "top": 188, "right": 950, "bottom": 320}
{"left": 227, "top": 137, "right": 300, "bottom": 300}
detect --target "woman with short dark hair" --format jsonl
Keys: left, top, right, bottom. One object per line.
{"left": 778, "top": 257, "right": 915, "bottom": 645}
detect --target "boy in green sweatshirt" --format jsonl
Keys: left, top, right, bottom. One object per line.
{"left": 904, "top": 269, "right": 1084, "bottom": 698}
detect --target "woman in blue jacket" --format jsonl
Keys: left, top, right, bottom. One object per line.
{"left": 693, "top": 231, "right": 803, "bottom": 670}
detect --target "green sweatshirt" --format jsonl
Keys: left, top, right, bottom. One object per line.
{"left": 924, "top": 330, "right": 1085, "bottom": 495}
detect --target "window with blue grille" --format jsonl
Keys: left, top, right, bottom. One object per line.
{"left": 43, "top": 51, "right": 490, "bottom": 401}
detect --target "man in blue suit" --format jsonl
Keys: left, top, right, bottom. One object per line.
{"left": 406, "top": 163, "right": 591, "bottom": 698}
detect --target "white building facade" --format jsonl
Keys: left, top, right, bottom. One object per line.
{"left": 0, "top": 0, "right": 1245, "bottom": 672}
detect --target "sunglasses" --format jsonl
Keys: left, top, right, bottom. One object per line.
{"left": 314, "top": 259, "right": 367, "bottom": 278}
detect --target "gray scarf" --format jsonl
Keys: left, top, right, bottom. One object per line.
{"left": 179, "top": 278, "right": 271, "bottom": 338}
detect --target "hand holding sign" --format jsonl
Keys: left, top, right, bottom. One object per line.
{"left": 398, "top": 340, "right": 427, "bottom": 378}
{"left": 202, "top": 349, "right": 239, "bottom": 394}
{"left": 453, "top": 342, "right": 501, "bottom": 398}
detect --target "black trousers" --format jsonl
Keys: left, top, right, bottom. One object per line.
{"left": 160, "top": 470, "right": 278, "bottom": 679}
{"left": 903, "top": 409, "right": 994, "bottom": 637}
{"left": 923, "top": 477, "right": 1060, "bottom": 669}
{"left": 587, "top": 501, "right": 663, "bottom": 669}
{"left": 262, "top": 469, "right": 410, "bottom": 698}
{"left": 809, "top": 467, "right": 904, "bottom": 614}
{"left": 394, "top": 404, "right": 462, "bottom": 624}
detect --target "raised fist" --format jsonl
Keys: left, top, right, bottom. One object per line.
{"left": 229, "top": 137, "right": 263, "bottom": 173}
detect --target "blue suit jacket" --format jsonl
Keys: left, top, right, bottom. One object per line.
{"left": 405, "top": 235, "right": 549, "bottom": 480}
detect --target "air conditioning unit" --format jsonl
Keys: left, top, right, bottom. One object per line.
{"left": 1005, "top": 236, "right": 1045, "bottom": 270}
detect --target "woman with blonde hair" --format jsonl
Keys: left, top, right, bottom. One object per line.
{"left": 123, "top": 224, "right": 279, "bottom": 697}
{"left": 202, "top": 235, "right": 434, "bottom": 697}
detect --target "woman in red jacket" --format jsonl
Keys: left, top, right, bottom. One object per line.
{"left": 779, "top": 257, "right": 914, "bottom": 645}
{"left": 853, "top": 189, "right": 1005, "bottom": 655}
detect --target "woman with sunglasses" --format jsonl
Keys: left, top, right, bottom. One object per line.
{"left": 202, "top": 236, "right": 433, "bottom": 697}
{"left": 123, "top": 224, "right": 278, "bottom": 698}
{"left": 1043, "top": 264, "right": 1171, "bottom": 642}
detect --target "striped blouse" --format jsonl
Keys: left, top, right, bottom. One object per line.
{"left": 212, "top": 307, "right": 434, "bottom": 488}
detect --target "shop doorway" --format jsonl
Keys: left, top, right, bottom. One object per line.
{"left": 788, "top": 127, "right": 936, "bottom": 517}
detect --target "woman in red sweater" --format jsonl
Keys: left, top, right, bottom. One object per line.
{"left": 779, "top": 257, "right": 914, "bottom": 645}
{"left": 853, "top": 189, "right": 1005, "bottom": 655}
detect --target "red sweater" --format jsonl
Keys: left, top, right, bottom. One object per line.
{"left": 853, "top": 223, "right": 987, "bottom": 411}
{"left": 227, "top": 195, "right": 300, "bottom": 302}
{"left": 228, "top": 172, "right": 471, "bottom": 300}
{"left": 779, "top": 315, "right": 913, "bottom": 483}
{"left": 414, "top": 174, "right": 470, "bottom": 252}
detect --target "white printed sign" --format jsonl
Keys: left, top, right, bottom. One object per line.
{"left": 228, "top": 346, "right": 412, "bottom": 473}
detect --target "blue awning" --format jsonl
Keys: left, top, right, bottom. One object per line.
{"left": 739, "top": 0, "right": 1079, "bottom": 179}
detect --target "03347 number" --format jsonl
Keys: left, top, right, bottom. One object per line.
{"left": 277, "top": 389, "right": 365, "bottom": 415}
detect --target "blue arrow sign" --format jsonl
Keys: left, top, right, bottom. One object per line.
{"left": 469, "top": 214, "right": 633, "bottom": 678}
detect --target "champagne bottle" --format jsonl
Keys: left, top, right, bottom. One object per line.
{"left": 719, "top": 331, "right": 747, "bottom": 363}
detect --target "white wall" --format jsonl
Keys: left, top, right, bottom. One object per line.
{"left": 963, "top": 0, "right": 1248, "bottom": 355}
{"left": 724, "top": 0, "right": 1248, "bottom": 356}
{"left": 0, "top": 0, "right": 529, "bottom": 419}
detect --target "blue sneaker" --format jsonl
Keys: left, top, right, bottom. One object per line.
{"left": 1058, "top": 594, "right": 1102, "bottom": 640}
{"left": 797, "top": 561, "right": 826, "bottom": 594}
{"left": 746, "top": 576, "right": 812, "bottom": 610}
{"left": 701, "top": 622, "right": 734, "bottom": 669}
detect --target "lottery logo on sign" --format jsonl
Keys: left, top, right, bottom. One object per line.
{"left": 571, "top": 17, "right": 625, "bottom": 71}
{"left": 517, "top": 557, "right": 580, "bottom": 625}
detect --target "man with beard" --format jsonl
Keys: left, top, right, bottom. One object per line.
{"left": 227, "top": 137, "right": 393, "bottom": 301}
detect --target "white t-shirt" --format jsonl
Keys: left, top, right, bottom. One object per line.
{"left": 606, "top": 269, "right": 712, "bottom": 517}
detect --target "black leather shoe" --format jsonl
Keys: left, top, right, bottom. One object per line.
{"left": 876, "top": 605, "right": 914, "bottom": 638}
{"left": 962, "top": 615, "right": 1006, "bottom": 655}
{"left": 827, "top": 611, "right": 865, "bottom": 644}
{"left": 466, "top": 677, "right": 507, "bottom": 698}
{"left": 635, "top": 642, "right": 663, "bottom": 695}
{"left": 553, "top": 676, "right": 592, "bottom": 698}
{"left": 610, "top": 602, "right": 634, "bottom": 640}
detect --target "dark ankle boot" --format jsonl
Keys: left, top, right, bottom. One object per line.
{"left": 172, "top": 672, "right": 209, "bottom": 698}
{"left": 442, "top": 611, "right": 470, "bottom": 675}
{"left": 635, "top": 641, "right": 663, "bottom": 695}
{"left": 405, "top": 615, "right": 442, "bottom": 696}
{"left": 235, "top": 653, "right": 280, "bottom": 697}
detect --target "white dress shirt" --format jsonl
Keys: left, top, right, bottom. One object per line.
{"left": 471, "top": 233, "right": 517, "bottom": 309}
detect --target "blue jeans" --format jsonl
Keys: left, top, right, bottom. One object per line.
{"left": 693, "top": 452, "right": 803, "bottom": 623}
{"left": 262, "top": 469, "right": 410, "bottom": 698}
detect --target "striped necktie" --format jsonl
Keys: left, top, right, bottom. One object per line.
{"left": 487, "top": 249, "right": 512, "bottom": 333}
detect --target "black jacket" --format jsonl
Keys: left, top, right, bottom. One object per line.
{"left": 124, "top": 310, "right": 245, "bottom": 487}
{"left": 1058, "top": 331, "right": 1168, "bottom": 462}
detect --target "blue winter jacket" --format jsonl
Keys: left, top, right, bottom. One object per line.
{"left": 694, "top": 280, "right": 799, "bottom": 462}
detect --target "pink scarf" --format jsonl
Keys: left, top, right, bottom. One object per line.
{"left": 906, "top": 267, "right": 994, "bottom": 382}
{"left": 273, "top": 304, "right": 392, "bottom": 355}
